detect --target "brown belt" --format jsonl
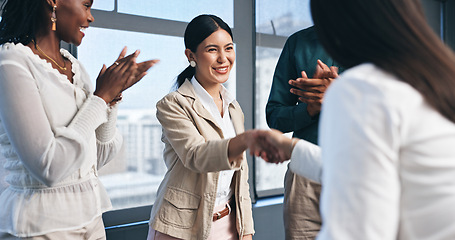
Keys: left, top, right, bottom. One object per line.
{"left": 212, "top": 203, "right": 231, "bottom": 221}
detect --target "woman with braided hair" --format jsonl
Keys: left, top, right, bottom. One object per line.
{"left": 0, "top": 0, "right": 158, "bottom": 239}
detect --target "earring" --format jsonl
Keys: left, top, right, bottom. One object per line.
{"left": 190, "top": 60, "right": 196, "bottom": 68}
{"left": 51, "top": 5, "right": 57, "bottom": 31}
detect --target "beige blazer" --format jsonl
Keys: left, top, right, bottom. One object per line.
{"left": 149, "top": 80, "right": 254, "bottom": 240}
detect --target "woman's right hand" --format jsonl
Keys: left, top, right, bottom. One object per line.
{"left": 248, "top": 129, "right": 296, "bottom": 163}
{"left": 94, "top": 47, "right": 159, "bottom": 103}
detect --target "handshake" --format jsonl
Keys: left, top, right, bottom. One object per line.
{"left": 242, "top": 129, "right": 297, "bottom": 164}
{"left": 241, "top": 129, "right": 322, "bottom": 183}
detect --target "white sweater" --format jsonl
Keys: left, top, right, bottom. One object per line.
{"left": 0, "top": 43, "right": 123, "bottom": 237}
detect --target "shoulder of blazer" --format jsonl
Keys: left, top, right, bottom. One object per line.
{"left": 230, "top": 99, "right": 242, "bottom": 110}
{"left": 160, "top": 80, "right": 222, "bottom": 127}
{"left": 176, "top": 79, "right": 197, "bottom": 100}
{"left": 157, "top": 80, "right": 195, "bottom": 109}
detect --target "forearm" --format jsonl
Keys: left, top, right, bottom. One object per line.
{"left": 266, "top": 102, "right": 318, "bottom": 133}
{"left": 68, "top": 95, "right": 110, "bottom": 140}
{"left": 227, "top": 132, "right": 249, "bottom": 164}
{"left": 95, "top": 104, "right": 123, "bottom": 168}
{"left": 33, "top": 97, "right": 110, "bottom": 185}
{"left": 96, "top": 102, "right": 119, "bottom": 142}
{"left": 289, "top": 139, "right": 322, "bottom": 183}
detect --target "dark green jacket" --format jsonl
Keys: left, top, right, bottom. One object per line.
{"left": 266, "top": 26, "right": 344, "bottom": 144}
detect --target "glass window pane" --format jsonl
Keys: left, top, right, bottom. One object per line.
{"left": 78, "top": 27, "right": 236, "bottom": 210}
{"left": 118, "top": 0, "right": 234, "bottom": 26}
{"left": 255, "top": 46, "right": 288, "bottom": 191}
{"left": 79, "top": 27, "right": 185, "bottom": 109}
{"left": 256, "top": 0, "right": 312, "bottom": 37}
{"left": 92, "top": 1, "right": 114, "bottom": 11}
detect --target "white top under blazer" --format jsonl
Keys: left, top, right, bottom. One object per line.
{"left": 190, "top": 77, "right": 236, "bottom": 207}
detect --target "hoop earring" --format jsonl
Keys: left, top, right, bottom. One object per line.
{"left": 190, "top": 60, "right": 196, "bottom": 68}
{"left": 51, "top": 5, "right": 57, "bottom": 31}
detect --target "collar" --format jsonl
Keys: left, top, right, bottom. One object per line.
{"left": 176, "top": 78, "right": 243, "bottom": 135}
{"left": 190, "top": 76, "right": 235, "bottom": 108}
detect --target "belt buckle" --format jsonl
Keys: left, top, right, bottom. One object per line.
{"left": 213, "top": 201, "right": 232, "bottom": 221}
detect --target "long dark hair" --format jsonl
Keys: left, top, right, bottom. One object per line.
{"left": 311, "top": 0, "right": 455, "bottom": 123}
{"left": 0, "top": 0, "right": 49, "bottom": 45}
{"left": 175, "top": 14, "right": 233, "bottom": 88}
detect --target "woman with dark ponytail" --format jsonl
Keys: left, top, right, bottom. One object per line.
{"left": 0, "top": 0, "right": 157, "bottom": 239}
{"left": 174, "top": 14, "right": 233, "bottom": 89}
{"left": 175, "top": 65, "right": 196, "bottom": 89}
{"left": 148, "top": 14, "right": 257, "bottom": 240}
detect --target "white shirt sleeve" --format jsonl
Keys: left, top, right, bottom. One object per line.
{"left": 289, "top": 139, "right": 322, "bottom": 183}
{"left": 317, "top": 67, "right": 401, "bottom": 240}
{"left": 0, "top": 55, "right": 110, "bottom": 187}
{"left": 95, "top": 103, "right": 123, "bottom": 168}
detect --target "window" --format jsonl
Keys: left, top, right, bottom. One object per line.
{"left": 256, "top": 0, "right": 312, "bottom": 37}
{"left": 255, "top": 0, "right": 313, "bottom": 195}
{"left": 116, "top": 0, "right": 233, "bottom": 26}
{"left": 91, "top": 1, "right": 114, "bottom": 11}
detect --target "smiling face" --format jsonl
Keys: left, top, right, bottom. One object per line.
{"left": 53, "top": 0, "right": 94, "bottom": 46}
{"left": 188, "top": 29, "right": 235, "bottom": 89}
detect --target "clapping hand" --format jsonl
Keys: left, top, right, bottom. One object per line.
{"left": 289, "top": 59, "right": 338, "bottom": 117}
{"left": 94, "top": 47, "right": 160, "bottom": 103}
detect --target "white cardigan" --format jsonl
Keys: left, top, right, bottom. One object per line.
{"left": 0, "top": 43, "right": 122, "bottom": 237}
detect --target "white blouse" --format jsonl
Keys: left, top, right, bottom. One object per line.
{"left": 316, "top": 63, "right": 455, "bottom": 240}
{"left": 191, "top": 77, "right": 236, "bottom": 207}
{"left": 0, "top": 43, "right": 122, "bottom": 237}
